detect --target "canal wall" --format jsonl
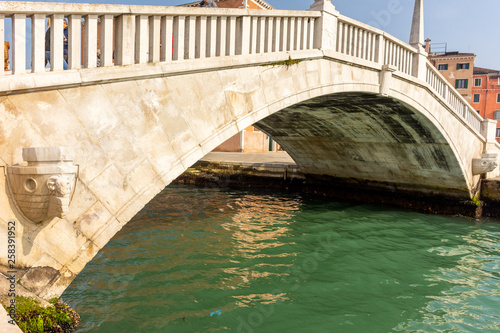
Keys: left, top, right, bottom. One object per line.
{"left": 173, "top": 155, "right": 486, "bottom": 218}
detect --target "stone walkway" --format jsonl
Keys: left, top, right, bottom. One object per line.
{"left": 200, "top": 151, "right": 296, "bottom": 165}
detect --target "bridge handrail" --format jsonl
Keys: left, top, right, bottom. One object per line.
{"left": 0, "top": 1, "right": 320, "bottom": 75}
{"left": 0, "top": 2, "right": 320, "bottom": 17}
{"left": 336, "top": 14, "right": 415, "bottom": 76}
{"left": 425, "top": 61, "right": 482, "bottom": 133}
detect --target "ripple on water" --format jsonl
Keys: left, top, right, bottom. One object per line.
{"left": 62, "top": 186, "right": 500, "bottom": 333}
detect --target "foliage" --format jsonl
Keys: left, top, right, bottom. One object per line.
{"left": 472, "top": 196, "right": 483, "bottom": 207}
{"left": 263, "top": 56, "right": 303, "bottom": 69}
{"left": 6, "top": 297, "right": 79, "bottom": 333}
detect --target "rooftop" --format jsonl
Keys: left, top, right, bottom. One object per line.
{"left": 474, "top": 66, "right": 500, "bottom": 75}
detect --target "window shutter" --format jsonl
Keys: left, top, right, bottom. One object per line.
{"left": 455, "top": 80, "right": 459, "bottom": 89}
{"left": 466, "top": 63, "right": 470, "bottom": 69}
{"left": 464, "top": 79, "right": 468, "bottom": 89}
{"left": 445, "top": 64, "right": 448, "bottom": 70}
{"left": 456, "top": 64, "right": 460, "bottom": 70}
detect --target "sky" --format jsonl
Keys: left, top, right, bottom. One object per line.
{"left": 14, "top": 0, "right": 500, "bottom": 70}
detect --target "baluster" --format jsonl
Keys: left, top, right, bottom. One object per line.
{"left": 149, "top": 16, "right": 161, "bottom": 62}
{"left": 68, "top": 15, "right": 81, "bottom": 69}
{"left": 0, "top": 15, "right": 4, "bottom": 75}
{"left": 216, "top": 16, "right": 227, "bottom": 57}
{"left": 135, "top": 16, "right": 148, "bottom": 64}
{"left": 173, "top": 16, "right": 185, "bottom": 61}
{"left": 295, "top": 17, "right": 302, "bottom": 51}
{"left": 250, "top": 16, "right": 257, "bottom": 54}
{"left": 359, "top": 30, "right": 365, "bottom": 59}
{"left": 273, "top": 17, "right": 281, "bottom": 52}
{"left": 280, "top": 17, "right": 288, "bottom": 52}
{"left": 207, "top": 16, "right": 217, "bottom": 57}
{"left": 84, "top": 15, "right": 97, "bottom": 69}
{"left": 257, "top": 17, "right": 265, "bottom": 53}
{"left": 288, "top": 17, "right": 295, "bottom": 51}
{"left": 116, "top": 14, "right": 135, "bottom": 65}
{"left": 196, "top": 16, "right": 207, "bottom": 59}
{"left": 185, "top": 16, "right": 196, "bottom": 59}
{"left": 100, "top": 15, "right": 113, "bottom": 67}
{"left": 12, "top": 14, "right": 27, "bottom": 74}
{"left": 50, "top": 14, "right": 64, "bottom": 71}
{"left": 31, "top": 14, "right": 45, "bottom": 73}
{"left": 308, "top": 17, "right": 315, "bottom": 50}
{"left": 227, "top": 16, "right": 236, "bottom": 56}
{"left": 265, "top": 17, "right": 273, "bottom": 53}
{"left": 160, "top": 16, "right": 173, "bottom": 62}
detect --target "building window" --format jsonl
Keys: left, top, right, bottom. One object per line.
{"left": 456, "top": 63, "right": 470, "bottom": 70}
{"left": 497, "top": 94, "right": 500, "bottom": 103}
{"left": 496, "top": 128, "right": 500, "bottom": 138}
{"left": 495, "top": 111, "right": 500, "bottom": 120}
{"left": 474, "top": 78, "right": 482, "bottom": 87}
{"left": 473, "top": 94, "right": 480, "bottom": 103}
{"left": 438, "top": 64, "right": 448, "bottom": 71}
{"left": 455, "top": 79, "right": 468, "bottom": 89}
{"left": 476, "top": 110, "right": 480, "bottom": 114}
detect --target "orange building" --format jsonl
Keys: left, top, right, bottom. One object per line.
{"left": 471, "top": 67, "right": 500, "bottom": 141}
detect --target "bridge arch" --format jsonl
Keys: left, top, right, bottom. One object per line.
{"left": 0, "top": 57, "right": 485, "bottom": 299}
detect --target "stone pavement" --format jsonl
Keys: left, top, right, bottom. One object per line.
{"left": 200, "top": 151, "right": 296, "bottom": 165}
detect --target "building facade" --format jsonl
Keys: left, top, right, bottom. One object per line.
{"left": 471, "top": 67, "right": 500, "bottom": 142}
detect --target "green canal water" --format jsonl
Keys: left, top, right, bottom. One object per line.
{"left": 62, "top": 186, "right": 500, "bottom": 332}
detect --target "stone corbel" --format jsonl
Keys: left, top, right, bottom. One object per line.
{"left": 472, "top": 153, "right": 498, "bottom": 176}
{"left": 7, "top": 147, "right": 78, "bottom": 223}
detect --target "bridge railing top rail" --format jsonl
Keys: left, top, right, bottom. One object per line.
{"left": 425, "top": 60, "right": 482, "bottom": 133}
{"left": 0, "top": 1, "right": 320, "bottom": 17}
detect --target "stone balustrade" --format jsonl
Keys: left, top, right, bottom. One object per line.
{"left": 0, "top": 2, "right": 320, "bottom": 74}
{"left": 425, "top": 62, "right": 482, "bottom": 133}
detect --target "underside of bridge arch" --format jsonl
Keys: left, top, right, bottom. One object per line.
{"left": 254, "top": 92, "right": 471, "bottom": 201}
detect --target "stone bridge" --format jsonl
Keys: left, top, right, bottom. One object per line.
{"left": 0, "top": 0, "right": 499, "bottom": 299}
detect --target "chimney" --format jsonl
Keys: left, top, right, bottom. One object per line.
{"left": 424, "top": 38, "right": 431, "bottom": 54}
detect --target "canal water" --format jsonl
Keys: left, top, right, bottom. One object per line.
{"left": 63, "top": 186, "right": 500, "bottom": 333}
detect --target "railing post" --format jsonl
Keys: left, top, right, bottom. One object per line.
{"left": 115, "top": 14, "right": 135, "bottom": 65}
{"left": 309, "top": 0, "right": 339, "bottom": 51}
